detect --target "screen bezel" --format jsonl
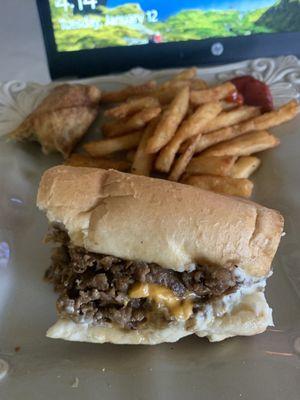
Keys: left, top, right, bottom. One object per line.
{"left": 37, "top": 1, "right": 300, "bottom": 80}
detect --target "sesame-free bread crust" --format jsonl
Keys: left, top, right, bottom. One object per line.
{"left": 37, "top": 166, "right": 283, "bottom": 277}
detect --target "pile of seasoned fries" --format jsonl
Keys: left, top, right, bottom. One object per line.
{"left": 66, "top": 67, "right": 299, "bottom": 198}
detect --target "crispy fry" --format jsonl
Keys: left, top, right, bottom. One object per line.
{"left": 240, "top": 99, "right": 299, "bottom": 131}
{"left": 158, "top": 71, "right": 197, "bottom": 92}
{"left": 186, "top": 155, "right": 237, "bottom": 176}
{"left": 146, "top": 87, "right": 190, "bottom": 154}
{"left": 101, "top": 81, "right": 157, "bottom": 103}
{"left": 160, "top": 77, "right": 208, "bottom": 92}
{"left": 153, "top": 81, "right": 190, "bottom": 104}
{"left": 172, "top": 67, "right": 198, "bottom": 81}
{"left": 104, "top": 97, "right": 159, "bottom": 119}
{"left": 184, "top": 101, "right": 298, "bottom": 155}
{"left": 220, "top": 100, "right": 240, "bottom": 110}
{"left": 230, "top": 156, "right": 261, "bottom": 179}
{"left": 131, "top": 118, "right": 159, "bottom": 176}
{"left": 202, "top": 130, "right": 279, "bottom": 157}
{"left": 203, "top": 106, "right": 260, "bottom": 134}
{"left": 169, "top": 118, "right": 240, "bottom": 181}
{"left": 126, "top": 149, "right": 136, "bottom": 162}
{"left": 183, "top": 175, "right": 253, "bottom": 198}
{"left": 190, "top": 82, "right": 236, "bottom": 105}
{"left": 65, "top": 154, "right": 130, "bottom": 171}
{"left": 168, "top": 134, "right": 201, "bottom": 181}
{"left": 83, "top": 131, "right": 142, "bottom": 157}
{"left": 159, "top": 78, "right": 189, "bottom": 91}
{"left": 152, "top": 77, "right": 206, "bottom": 105}
{"left": 102, "top": 106, "right": 161, "bottom": 137}
{"left": 189, "top": 79, "right": 208, "bottom": 90}
{"left": 186, "top": 105, "right": 196, "bottom": 117}
{"left": 164, "top": 68, "right": 207, "bottom": 89}
{"left": 162, "top": 67, "right": 207, "bottom": 91}
{"left": 155, "top": 102, "right": 222, "bottom": 173}
{"left": 179, "top": 106, "right": 260, "bottom": 153}
{"left": 182, "top": 126, "right": 240, "bottom": 155}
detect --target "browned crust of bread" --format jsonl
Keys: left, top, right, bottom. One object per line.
{"left": 37, "top": 166, "right": 283, "bottom": 277}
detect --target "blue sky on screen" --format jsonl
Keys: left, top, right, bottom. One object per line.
{"left": 108, "top": 1, "right": 276, "bottom": 20}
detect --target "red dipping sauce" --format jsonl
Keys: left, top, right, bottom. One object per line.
{"left": 225, "top": 91, "right": 244, "bottom": 106}
{"left": 230, "top": 76, "right": 274, "bottom": 113}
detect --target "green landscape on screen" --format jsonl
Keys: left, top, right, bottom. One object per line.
{"left": 49, "top": 1, "right": 300, "bottom": 52}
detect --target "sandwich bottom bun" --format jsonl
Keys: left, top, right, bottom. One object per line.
{"left": 47, "top": 289, "right": 272, "bottom": 344}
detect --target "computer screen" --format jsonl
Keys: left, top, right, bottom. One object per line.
{"left": 49, "top": 0, "right": 300, "bottom": 52}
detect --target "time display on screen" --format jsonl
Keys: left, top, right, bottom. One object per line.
{"left": 55, "top": 0, "right": 98, "bottom": 12}
{"left": 54, "top": 1, "right": 158, "bottom": 24}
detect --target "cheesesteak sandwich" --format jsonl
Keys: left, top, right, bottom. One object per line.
{"left": 37, "top": 166, "right": 283, "bottom": 344}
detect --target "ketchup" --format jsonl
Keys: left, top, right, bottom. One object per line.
{"left": 230, "top": 76, "right": 274, "bottom": 113}
{"left": 225, "top": 91, "right": 244, "bottom": 106}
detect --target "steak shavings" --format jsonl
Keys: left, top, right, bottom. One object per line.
{"left": 45, "top": 227, "right": 237, "bottom": 330}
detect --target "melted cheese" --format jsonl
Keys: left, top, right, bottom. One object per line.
{"left": 129, "top": 283, "right": 193, "bottom": 321}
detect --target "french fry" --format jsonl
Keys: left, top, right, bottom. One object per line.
{"left": 131, "top": 118, "right": 159, "bottom": 176}
{"left": 183, "top": 175, "right": 253, "bottom": 198}
{"left": 181, "top": 126, "right": 240, "bottom": 155}
{"left": 158, "top": 70, "right": 197, "bottom": 92}
{"left": 180, "top": 126, "right": 235, "bottom": 154}
{"left": 146, "top": 87, "right": 190, "bottom": 154}
{"left": 101, "top": 81, "right": 157, "bottom": 103}
{"left": 102, "top": 106, "right": 161, "bottom": 137}
{"left": 190, "top": 82, "right": 236, "bottom": 105}
{"left": 240, "top": 99, "right": 299, "bottom": 131}
{"left": 158, "top": 78, "right": 190, "bottom": 91}
{"left": 186, "top": 105, "right": 196, "bottom": 117}
{"left": 161, "top": 79, "right": 206, "bottom": 89}
{"left": 152, "top": 78, "right": 206, "bottom": 105}
{"left": 168, "top": 68, "right": 207, "bottom": 89}
{"left": 203, "top": 106, "right": 260, "bottom": 134}
{"left": 186, "top": 155, "right": 237, "bottom": 176}
{"left": 153, "top": 81, "right": 190, "bottom": 105}
{"left": 65, "top": 154, "right": 130, "bottom": 171}
{"left": 230, "top": 156, "right": 261, "bottom": 179}
{"left": 168, "top": 134, "right": 201, "bottom": 181}
{"left": 126, "top": 149, "right": 136, "bottom": 162}
{"left": 83, "top": 131, "right": 142, "bottom": 157}
{"left": 104, "top": 97, "right": 159, "bottom": 119}
{"left": 161, "top": 77, "right": 208, "bottom": 92}
{"left": 155, "top": 102, "right": 222, "bottom": 173}
{"left": 159, "top": 68, "right": 206, "bottom": 90}
{"left": 184, "top": 101, "right": 298, "bottom": 155}
{"left": 169, "top": 122, "right": 239, "bottom": 181}
{"left": 202, "top": 130, "right": 280, "bottom": 157}
{"left": 160, "top": 66, "right": 205, "bottom": 88}
{"left": 220, "top": 100, "right": 240, "bottom": 110}
{"left": 172, "top": 67, "right": 198, "bottom": 81}
{"left": 179, "top": 106, "right": 260, "bottom": 153}
{"left": 190, "top": 79, "right": 208, "bottom": 90}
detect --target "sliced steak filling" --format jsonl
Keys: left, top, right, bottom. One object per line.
{"left": 45, "top": 227, "right": 238, "bottom": 330}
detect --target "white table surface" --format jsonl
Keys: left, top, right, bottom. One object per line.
{"left": 0, "top": 0, "right": 50, "bottom": 83}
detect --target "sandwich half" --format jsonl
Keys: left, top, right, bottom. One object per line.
{"left": 37, "top": 166, "right": 283, "bottom": 344}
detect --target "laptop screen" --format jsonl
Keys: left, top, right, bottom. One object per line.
{"left": 49, "top": 1, "right": 299, "bottom": 52}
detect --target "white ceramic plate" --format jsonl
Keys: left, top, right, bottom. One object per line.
{"left": 0, "top": 56, "right": 300, "bottom": 400}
